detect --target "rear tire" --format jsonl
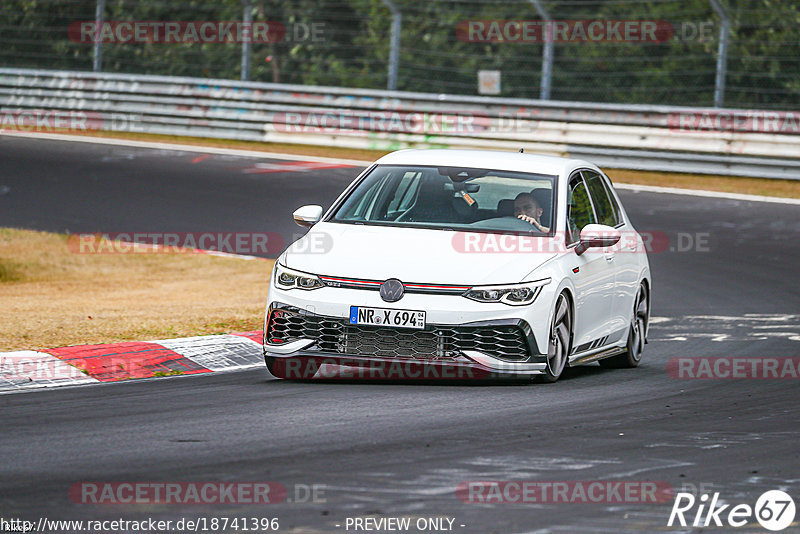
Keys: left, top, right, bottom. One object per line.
{"left": 537, "top": 293, "right": 572, "bottom": 383}
{"left": 599, "top": 282, "right": 649, "bottom": 369}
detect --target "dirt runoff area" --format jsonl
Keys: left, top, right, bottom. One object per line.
{"left": 0, "top": 228, "right": 273, "bottom": 351}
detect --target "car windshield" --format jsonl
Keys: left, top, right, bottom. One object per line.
{"left": 329, "top": 165, "right": 557, "bottom": 235}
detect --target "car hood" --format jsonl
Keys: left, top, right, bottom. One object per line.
{"left": 282, "top": 222, "right": 557, "bottom": 286}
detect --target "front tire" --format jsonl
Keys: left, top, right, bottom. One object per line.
{"left": 538, "top": 292, "right": 572, "bottom": 383}
{"left": 599, "top": 282, "right": 649, "bottom": 369}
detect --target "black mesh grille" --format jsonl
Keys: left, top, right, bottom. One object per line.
{"left": 439, "top": 326, "right": 531, "bottom": 361}
{"left": 267, "top": 307, "right": 530, "bottom": 362}
{"left": 343, "top": 327, "right": 439, "bottom": 358}
{"left": 266, "top": 309, "right": 344, "bottom": 352}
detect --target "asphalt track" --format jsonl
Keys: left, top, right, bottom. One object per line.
{"left": 1, "top": 136, "right": 800, "bottom": 533}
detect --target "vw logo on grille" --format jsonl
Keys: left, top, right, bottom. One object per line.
{"left": 379, "top": 278, "right": 405, "bottom": 302}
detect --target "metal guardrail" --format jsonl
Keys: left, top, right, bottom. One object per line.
{"left": 1, "top": 68, "right": 799, "bottom": 179}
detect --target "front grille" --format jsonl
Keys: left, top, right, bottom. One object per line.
{"left": 343, "top": 327, "right": 440, "bottom": 358}
{"left": 266, "top": 309, "right": 344, "bottom": 352}
{"left": 266, "top": 307, "right": 531, "bottom": 362}
{"left": 439, "top": 326, "right": 531, "bottom": 361}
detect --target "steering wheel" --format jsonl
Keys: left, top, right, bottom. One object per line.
{"left": 469, "top": 216, "right": 544, "bottom": 232}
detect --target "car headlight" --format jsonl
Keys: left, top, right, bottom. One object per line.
{"left": 274, "top": 264, "right": 324, "bottom": 290}
{"left": 463, "top": 278, "right": 551, "bottom": 306}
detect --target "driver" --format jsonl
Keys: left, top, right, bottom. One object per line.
{"left": 514, "top": 193, "right": 549, "bottom": 232}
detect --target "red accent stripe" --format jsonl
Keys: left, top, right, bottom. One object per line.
{"left": 45, "top": 342, "right": 211, "bottom": 382}
{"left": 320, "top": 276, "right": 467, "bottom": 291}
{"left": 320, "top": 276, "right": 382, "bottom": 286}
{"left": 405, "top": 283, "right": 469, "bottom": 290}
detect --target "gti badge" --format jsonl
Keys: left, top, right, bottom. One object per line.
{"left": 379, "top": 278, "right": 405, "bottom": 302}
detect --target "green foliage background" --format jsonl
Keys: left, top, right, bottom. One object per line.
{"left": 1, "top": 0, "right": 798, "bottom": 109}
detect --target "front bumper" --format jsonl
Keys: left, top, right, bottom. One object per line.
{"left": 263, "top": 303, "right": 547, "bottom": 380}
{"left": 265, "top": 352, "right": 546, "bottom": 380}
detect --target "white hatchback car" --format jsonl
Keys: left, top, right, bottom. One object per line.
{"left": 263, "top": 149, "right": 651, "bottom": 382}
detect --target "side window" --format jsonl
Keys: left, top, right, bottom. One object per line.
{"left": 601, "top": 174, "right": 623, "bottom": 225}
{"left": 582, "top": 170, "right": 620, "bottom": 227}
{"left": 566, "top": 174, "right": 597, "bottom": 245}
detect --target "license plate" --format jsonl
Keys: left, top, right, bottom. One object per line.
{"left": 349, "top": 306, "right": 426, "bottom": 329}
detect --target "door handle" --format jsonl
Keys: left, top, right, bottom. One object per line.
{"left": 605, "top": 254, "right": 615, "bottom": 262}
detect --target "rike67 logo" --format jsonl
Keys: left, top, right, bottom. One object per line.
{"left": 668, "top": 490, "right": 796, "bottom": 531}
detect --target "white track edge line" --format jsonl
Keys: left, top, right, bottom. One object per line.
{"left": 614, "top": 182, "right": 800, "bottom": 205}
{"left": 0, "top": 131, "right": 373, "bottom": 165}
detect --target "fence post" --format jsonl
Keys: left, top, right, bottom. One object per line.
{"left": 709, "top": 0, "right": 730, "bottom": 107}
{"left": 241, "top": 0, "right": 253, "bottom": 81}
{"left": 92, "top": 0, "right": 105, "bottom": 72}
{"left": 528, "top": 0, "right": 553, "bottom": 100}
{"left": 381, "top": 0, "right": 401, "bottom": 90}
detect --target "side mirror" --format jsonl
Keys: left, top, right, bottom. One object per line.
{"left": 292, "top": 205, "right": 323, "bottom": 228}
{"left": 575, "top": 224, "right": 621, "bottom": 256}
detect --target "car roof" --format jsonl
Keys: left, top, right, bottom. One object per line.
{"left": 374, "top": 149, "right": 594, "bottom": 177}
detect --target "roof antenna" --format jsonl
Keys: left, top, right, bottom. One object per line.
{"left": 519, "top": 148, "right": 524, "bottom": 153}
